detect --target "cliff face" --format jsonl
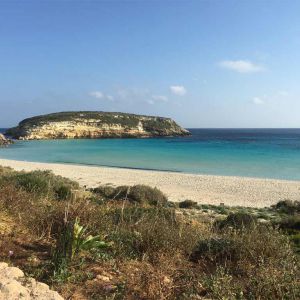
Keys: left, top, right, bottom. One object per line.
{"left": 0, "top": 134, "right": 13, "bottom": 146}
{"left": 6, "top": 111, "right": 190, "bottom": 140}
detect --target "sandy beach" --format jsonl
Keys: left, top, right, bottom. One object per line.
{"left": 0, "top": 158, "right": 299, "bottom": 207}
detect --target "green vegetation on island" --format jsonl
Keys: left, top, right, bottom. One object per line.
{"left": 0, "top": 166, "right": 299, "bottom": 299}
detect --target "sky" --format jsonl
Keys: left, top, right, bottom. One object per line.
{"left": 1, "top": 0, "right": 300, "bottom": 128}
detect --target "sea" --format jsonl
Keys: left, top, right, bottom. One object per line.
{"left": 1, "top": 128, "right": 300, "bottom": 180}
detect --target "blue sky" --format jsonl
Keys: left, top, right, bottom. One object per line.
{"left": 1, "top": 0, "right": 300, "bottom": 128}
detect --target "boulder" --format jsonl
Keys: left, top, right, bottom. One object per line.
{"left": 0, "top": 262, "right": 63, "bottom": 300}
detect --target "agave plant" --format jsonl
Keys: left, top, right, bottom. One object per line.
{"left": 71, "top": 218, "right": 108, "bottom": 259}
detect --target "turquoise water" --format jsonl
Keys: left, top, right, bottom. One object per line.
{"left": 1, "top": 129, "right": 300, "bottom": 180}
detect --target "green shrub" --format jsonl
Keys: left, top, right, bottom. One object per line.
{"left": 178, "top": 200, "right": 198, "bottom": 209}
{"left": 273, "top": 200, "right": 300, "bottom": 215}
{"left": 278, "top": 215, "right": 300, "bottom": 233}
{"left": 128, "top": 185, "right": 168, "bottom": 206}
{"left": 106, "top": 206, "right": 198, "bottom": 260}
{"left": 55, "top": 185, "right": 72, "bottom": 200}
{"left": 215, "top": 212, "right": 257, "bottom": 230}
{"left": 167, "top": 201, "right": 178, "bottom": 208}
{"left": 193, "top": 226, "right": 299, "bottom": 299}
{"left": 114, "top": 185, "right": 131, "bottom": 199}
{"left": 11, "top": 170, "right": 79, "bottom": 200}
{"left": 13, "top": 172, "right": 50, "bottom": 195}
{"left": 290, "top": 233, "right": 300, "bottom": 253}
{"left": 277, "top": 215, "right": 300, "bottom": 252}
{"left": 190, "top": 237, "right": 237, "bottom": 263}
{"left": 204, "top": 266, "right": 242, "bottom": 299}
{"left": 107, "top": 206, "right": 176, "bottom": 225}
{"left": 91, "top": 184, "right": 168, "bottom": 206}
{"left": 91, "top": 185, "right": 116, "bottom": 199}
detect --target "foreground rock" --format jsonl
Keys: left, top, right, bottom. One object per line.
{"left": 0, "top": 262, "right": 63, "bottom": 300}
{"left": 0, "top": 134, "right": 13, "bottom": 146}
{"left": 6, "top": 111, "right": 190, "bottom": 140}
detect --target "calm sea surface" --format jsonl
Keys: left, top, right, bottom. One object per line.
{"left": 1, "top": 128, "right": 300, "bottom": 180}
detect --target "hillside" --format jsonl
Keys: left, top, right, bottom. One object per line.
{"left": 6, "top": 111, "right": 190, "bottom": 140}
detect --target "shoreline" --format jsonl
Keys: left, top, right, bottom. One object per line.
{"left": 0, "top": 158, "right": 299, "bottom": 207}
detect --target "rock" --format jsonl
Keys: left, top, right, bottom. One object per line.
{"left": 1, "top": 266, "right": 24, "bottom": 279}
{"left": 0, "top": 134, "right": 13, "bottom": 146}
{"left": 0, "top": 263, "right": 8, "bottom": 270}
{"left": 0, "top": 263, "right": 63, "bottom": 300}
{"left": 6, "top": 111, "right": 190, "bottom": 140}
{"left": 96, "top": 274, "right": 110, "bottom": 282}
{"left": 0, "top": 279, "right": 30, "bottom": 299}
{"left": 163, "top": 276, "right": 172, "bottom": 284}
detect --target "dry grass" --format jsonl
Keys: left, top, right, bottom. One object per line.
{"left": 0, "top": 166, "right": 299, "bottom": 299}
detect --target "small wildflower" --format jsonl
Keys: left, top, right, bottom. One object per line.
{"left": 104, "top": 284, "right": 116, "bottom": 292}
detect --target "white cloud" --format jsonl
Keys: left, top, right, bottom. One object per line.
{"left": 89, "top": 91, "right": 115, "bottom": 101}
{"left": 89, "top": 91, "right": 104, "bottom": 99}
{"left": 116, "top": 87, "right": 150, "bottom": 100}
{"left": 278, "top": 90, "right": 289, "bottom": 97}
{"left": 106, "top": 95, "right": 114, "bottom": 101}
{"left": 152, "top": 95, "right": 168, "bottom": 102}
{"left": 146, "top": 95, "right": 168, "bottom": 105}
{"left": 170, "top": 85, "right": 187, "bottom": 96}
{"left": 147, "top": 99, "right": 155, "bottom": 105}
{"left": 219, "top": 60, "right": 265, "bottom": 73}
{"left": 252, "top": 97, "right": 265, "bottom": 105}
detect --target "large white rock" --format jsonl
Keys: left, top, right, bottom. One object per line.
{"left": 0, "top": 263, "right": 63, "bottom": 300}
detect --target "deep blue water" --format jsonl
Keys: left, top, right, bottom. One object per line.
{"left": 1, "top": 128, "right": 300, "bottom": 180}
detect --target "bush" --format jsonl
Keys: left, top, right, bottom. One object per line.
{"left": 107, "top": 206, "right": 175, "bottom": 225}
{"left": 91, "top": 184, "right": 168, "bottom": 206}
{"left": 277, "top": 215, "right": 300, "bottom": 253}
{"left": 215, "top": 212, "right": 257, "bottom": 230}
{"left": 128, "top": 185, "right": 168, "bottom": 206}
{"left": 114, "top": 185, "right": 131, "bottom": 199}
{"left": 106, "top": 206, "right": 198, "bottom": 260}
{"left": 278, "top": 215, "right": 300, "bottom": 233}
{"left": 273, "top": 200, "right": 300, "bottom": 215}
{"left": 178, "top": 200, "right": 198, "bottom": 209}
{"left": 190, "top": 237, "right": 237, "bottom": 263}
{"left": 91, "top": 185, "right": 116, "bottom": 199}
{"left": 11, "top": 170, "right": 79, "bottom": 200}
{"left": 193, "top": 226, "right": 300, "bottom": 299}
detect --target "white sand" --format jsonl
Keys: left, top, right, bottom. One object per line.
{"left": 0, "top": 158, "right": 299, "bottom": 208}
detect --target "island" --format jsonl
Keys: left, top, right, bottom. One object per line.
{"left": 6, "top": 111, "right": 190, "bottom": 140}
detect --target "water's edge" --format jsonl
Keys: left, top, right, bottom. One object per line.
{"left": 1, "top": 129, "right": 300, "bottom": 181}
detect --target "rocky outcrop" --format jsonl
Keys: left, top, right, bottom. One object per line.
{"left": 0, "top": 134, "right": 13, "bottom": 146}
{"left": 6, "top": 111, "right": 190, "bottom": 140}
{"left": 0, "top": 262, "right": 63, "bottom": 300}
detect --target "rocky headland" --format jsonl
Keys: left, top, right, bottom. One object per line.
{"left": 6, "top": 111, "right": 190, "bottom": 140}
{"left": 0, "top": 134, "right": 13, "bottom": 146}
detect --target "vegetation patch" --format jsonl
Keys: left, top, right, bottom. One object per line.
{"left": 91, "top": 184, "right": 168, "bottom": 206}
{"left": 0, "top": 166, "right": 299, "bottom": 299}
{"left": 215, "top": 212, "right": 258, "bottom": 230}
{"left": 0, "top": 169, "right": 79, "bottom": 200}
{"left": 178, "top": 199, "right": 198, "bottom": 209}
